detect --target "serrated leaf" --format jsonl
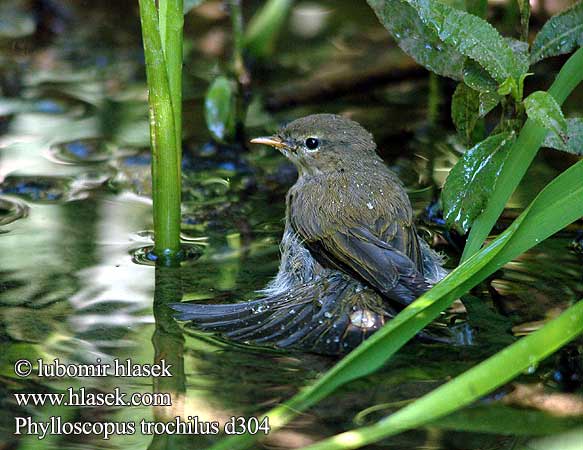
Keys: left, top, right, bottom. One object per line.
{"left": 505, "top": 37, "right": 530, "bottom": 73}
{"left": 452, "top": 83, "right": 480, "bottom": 144}
{"left": 367, "top": 0, "right": 465, "bottom": 79}
{"left": 524, "top": 91, "right": 568, "bottom": 141}
{"left": 442, "top": 132, "right": 516, "bottom": 234}
{"left": 543, "top": 118, "right": 583, "bottom": 155}
{"left": 204, "top": 76, "right": 237, "bottom": 143}
{"left": 462, "top": 59, "right": 498, "bottom": 92}
{"left": 403, "top": 0, "right": 528, "bottom": 82}
{"left": 530, "top": 0, "right": 583, "bottom": 64}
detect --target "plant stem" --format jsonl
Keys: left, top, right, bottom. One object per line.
{"left": 427, "top": 73, "right": 441, "bottom": 125}
{"left": 229, "top": 0, "right": 248, "bottom": 85}
{"left": 158, "top": 0, "right": 184, "bottom": 173}
{"left": 517, "top": 0, "right": 530, "bottom": 42}
{"left": 139, "top": 0, "right": 182, "bottom": 265}
{"left": 228, "top": 0, "right": 249, "bottom": 140}
{"left": 462, "top": 47, "right": 583, "bottom": 261}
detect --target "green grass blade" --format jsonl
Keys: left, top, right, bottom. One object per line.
{"left": 302, "top": 298, "right": 583, "bottom": 450}
{"left": 462, "top": 47, "right": 583, "bottom": 261}
{"left": 209, "top": 158, "right": 583, "bottom": 450}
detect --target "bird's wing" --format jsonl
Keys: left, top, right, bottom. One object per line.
{"left": 296, "top": 223, "right": 430, "bottom": 305}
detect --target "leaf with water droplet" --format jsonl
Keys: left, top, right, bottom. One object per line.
{"left": 543, "top": 118, "right": 583, "bottom": 155}
{"left": 463, "top": 59, "right": 498, "bottom": 93}
{"left": 367, "top": 0, "right": 465, "bottom": 80}
{"left": 442, "top": 131, "right": 516, "bottom": 234}
{"left": 451, "top": 83, "right": 499, "bottom": 145}
{"left": 204, "top": 76, "right": 237, "bottom": 143}
{"left": 402, "top": 0, "right": 528, "bottom": 82}
{"left": 452, "top": 83, "right": 480, "bottom": 145}
{"left": 478, "top": 91, "right": 500, "bottom": 117}
{"left": 530, "top": 0, "right": 583, "bottom": 64}
{"left": 505, "top": 38, "right": 530, "bottom": 75}
{"left": 524, "top": 91, "right": 568, "bottom": 142}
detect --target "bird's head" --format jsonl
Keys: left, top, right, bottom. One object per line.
{"left": 251, "top": 114, "right": 378, "bottom": 176}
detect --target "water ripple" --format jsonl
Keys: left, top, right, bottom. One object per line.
{"left": 0, "top": 195, "right": 29, "bottom": 230}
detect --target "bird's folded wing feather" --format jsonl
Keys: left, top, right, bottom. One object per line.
{"left": 298, "top": 224, "right": 430, "bottom": 305}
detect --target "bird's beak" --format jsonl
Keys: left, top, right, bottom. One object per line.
{"left": 250, "top": 136, "right": 288, "bottom": 150}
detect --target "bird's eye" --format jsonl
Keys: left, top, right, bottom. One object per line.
{"left": 305, "top": 137, "right": 319, "bottom": 150}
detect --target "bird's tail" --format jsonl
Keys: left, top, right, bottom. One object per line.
{"left": 172, "top": 274, "right": 392, "bottom": 355}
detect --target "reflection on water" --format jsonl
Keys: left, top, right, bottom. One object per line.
{"left": 1, "top": 1, "right": 582, "bottom": 450}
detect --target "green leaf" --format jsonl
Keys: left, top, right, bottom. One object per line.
{"left": 462, "top": 59, "right": 498, "bottom": 92}
{"left": 463, "top": 48, "right": 583, "bottom": 261}
{"left": 505, "top": 37, "right": 530, "bottom": 74}
{"left": 478, "top": 91, "right": 500, "bottom": 116}
{"left": 244, "top": 0, "right": 293, "bottom": 59}
{"left": 543, "top": 117, "right": 583, "bottom": 155}
{"left": 530, "top": 0, "right": 583, "bottom": 64}
{"left": 204, "top": 76, "right": 237, "bottom": 143}
{"left": 403, "top": 0, "right": 528, "bottom": 82}
{"left": 451, "top": 83, "right": 480, "bottom": 143}
{"left": 497, "top": 77, "right": 515, "bottom": 97}
{"left": 367, "top": 0, "right": 465, "bottom": 79}
{"left": 524, "top": 91, "right": 568, "bottom": 141}
{"left": 442, "top": 132, "right": 515, "bottom": 234}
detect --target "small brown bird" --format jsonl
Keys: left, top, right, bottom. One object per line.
{"left": 174, "top": 114, "right": 447, "bottom": 354}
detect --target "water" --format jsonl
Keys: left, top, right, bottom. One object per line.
{"left": 1, "top": 1, "right": 582, "bottom": 449}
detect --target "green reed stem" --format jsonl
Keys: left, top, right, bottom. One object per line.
{"left": 462, "top": 47, "right": 583, "bottom": 261}
{"left": 139, "top": 0, "right": 182, "bottom": 264}
{"left": 159, "top": 0, "right": 184, "bottom": 168}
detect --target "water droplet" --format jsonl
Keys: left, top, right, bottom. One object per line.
{"left": 350, "top": 309, "right": 376, "bottom": 329}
